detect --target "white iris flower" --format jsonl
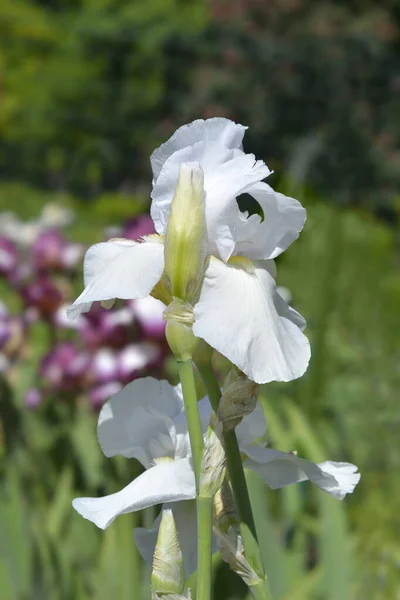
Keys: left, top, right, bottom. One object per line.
{"left": 72, "top": 377, "right": 360, "bottom": 576}
{"left": 67, "top": 118, "right": 310, "bottom": 383}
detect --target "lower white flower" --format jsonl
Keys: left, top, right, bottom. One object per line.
{"left": 72, "top": 378, "right": 360, "bottom": 576}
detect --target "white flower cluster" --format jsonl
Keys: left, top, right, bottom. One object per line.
{"left": 69, "top": 118, "right": 360, "bottom": 580}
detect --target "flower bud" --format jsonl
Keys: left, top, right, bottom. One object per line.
{"left": 218, "top": 371, "right": 259, "bottom": 431}
{"left": 214, "top": 526, "right": 262, "bottom": 588}
{"left": 200, "top": 415, "right": 226, "bottom": 498}
{"left": 164, "top": 163, "right": 207, "bottom": 304}
{"left": 213, "top": 480, "right": 237, "bottom": 534}
{"left": 151, "top": 509, "right": 184, "bottom": 596}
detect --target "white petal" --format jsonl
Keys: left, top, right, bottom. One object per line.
{"left": 97, "top": 378, "right": 185, "bottom": 466}
{"left": 236, "top": 402, "right": 267, "bottom": 446}
{"left": 244, "top": 447, "right": 360, "bottom": 500}
{"left": 151, "top": 118, "right": 247, "bottom": 182}
{"left": 72, "top": 458, "right": 196, "bottom": 530}
{"left": 135, "top": 499, "right": 218, "bottom": 578}
{"left": 151, "top": 142, "right": 270, "bottom": 260}
{"left": 193, "top": 258, "right": 310, "bottom": 384}
{"left": 67, "top": 240, "right": 164, "bottom": 320}
{"left": 235, "top": 182, "right": 306, "bottom": 260}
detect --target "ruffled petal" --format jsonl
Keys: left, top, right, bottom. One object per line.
{"left": 67, "top": 240, "right": 164, "bottom": 320}
{"left": 235, "top": 182, "right": 306, "bottom": 260}
{"left": 72, "top": 458, "right": 196, "bottom": 530}
{"left": 97, "top": 378, "right": 185, "bottom": 467}
{"left": 135, "top": 499, "right": 218, "bottom": 578}
{"left": 193, "top": 257, "right": 310, "bottom": 384}
{"left": 244, "top": 446, "right": 360, "bottom": 500}
{"left": 151, "top": 143, "right": 270, "bottom": 261}
{"left": 151, "top": 118, "right": 247, "bottom": 182}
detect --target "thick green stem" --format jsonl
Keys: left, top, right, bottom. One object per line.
{"left": 178, "top": 359, "right": 213, "bottom": 600}
{"left": 196, "top": 496, "right": 213, "bottom": 600}
{"left": 178, "top": 360, "right": 204, "bottom": 488}
{"left": 197, "top": 363, "right": 273, "bottom": 600}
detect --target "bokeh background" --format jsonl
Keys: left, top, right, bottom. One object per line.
{"left": 1, "top": 1, "right": 399, "bottom": 599}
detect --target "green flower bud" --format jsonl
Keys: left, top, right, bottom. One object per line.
{"left": 200, "top": 415, "right": 226, "bottom": 499}
{"left": 164, "top": 163, "right": 207, "bottom": 304}
{"left": 151, "top": 509, "right": 184, "bottom": 596}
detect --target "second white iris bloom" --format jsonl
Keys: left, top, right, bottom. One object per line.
{"left": 73, "top": 377, "right": 360, "bottom": 576}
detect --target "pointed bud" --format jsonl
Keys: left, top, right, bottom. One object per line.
{"left": 213, "top": 480, "right": 237, "bottom": 534}
{"left": 164, "top": 163, "right": 207, "bottom": 304}
{"left": 214, "top": 525, "right": 262, "bottom": 588}
{"left": 151, "top": 509, "right": 184, "bottom": 596}
{"left": 200, "top": 415, "right": 226, "bottom": 498}
{"left": 218, "top": 371, "right": 259, "bottom": 431}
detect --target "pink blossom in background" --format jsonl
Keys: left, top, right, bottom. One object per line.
{"left": 132, "top": 296, "right": 166, "bottom": 339}
{"left": 25, "top": 388, "right": 42, "bottom": 409}
{"left": 122, "top": 215, "right": 155, "bottom": 240}
{"left": 117, "top": 342, "right": 161, "bottom": 383}
{"left": 21, "top": 276, "right": 64, "bottom": 318}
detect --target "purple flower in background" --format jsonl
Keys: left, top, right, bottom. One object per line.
{"left": 89, "top": 381, "right": 123, "bottom": 408}
{"left": 0, "top": 237, "right": 18, "bottom": 278}
{"left": 21, "top": 275, "right": 64, "bottom": 318}
{"left": 25, "top": 388, "right": 42, "bottom": 409}
{"left": 32, "top": 229, "right": 83, "bottom": 271}
{"left": 90, "top": 348, "right": 119, "bottom": 385}
{"left": 122, "top": 215, "right": 155, "bottom": 240}
{"left": 41, "top": 342, "right": 91, "bottom": 392}
{"left": 132, "top": 297, "right": 166, "bottom": 339}
{"left": 117, "top": 343, "right": 162, "bottom": 384}
{"left": 79, "top": 306, "right": 135, "bottom": 349}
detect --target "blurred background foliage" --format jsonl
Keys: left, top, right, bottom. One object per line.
{"left": 0, "top": 0, "right": 399, "bottom": 599}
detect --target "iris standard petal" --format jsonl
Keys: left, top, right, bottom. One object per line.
{"left": 150, "top": 118, "right": 247, "bottom": 182}
{"left": 72, "top": 458, "right": 196, "bottom": 530}
{"left": 151, "top": 142, "right": 270, "bottom": 260}
{"left": 193, "top": 257, "right": 311, "bottom": 384}
{"left": 135, "top": 499, "right": 218, "bottom": 578}
{"left": 67, "top": 239, "right": 164, "bottom": 320}
{"left": 235, "top": 182, "right": 306, "bottom": 260}
{"left": 244, "top": 446, "right": 360, "bottom": 500}
{"left": 97, "top": 378, "right": 185, "bottom": 465}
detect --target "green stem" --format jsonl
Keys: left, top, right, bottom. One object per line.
{"left": 196, "top": 496, "right": 213, "bottom": 600}
{"left": 178, "top": 360, "right": 204, "bottom": 488}
{"left": 197, "top": 363, "right": 273, "bottom": 600}
{"left": 178, "top": 359, "right": 213, "bottom": 600}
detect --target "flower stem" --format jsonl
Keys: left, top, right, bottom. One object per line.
{"left": 178, "top": 359, "right": 212, "bottom": 600}
{"left": 197, "top": 496, "right": 213, "bottom": 600}
{"left": 178, "top": 360, "right": 204, "bottom": 486}
{"left": 197, "top": 363, "right": 273, "bottom": 600}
